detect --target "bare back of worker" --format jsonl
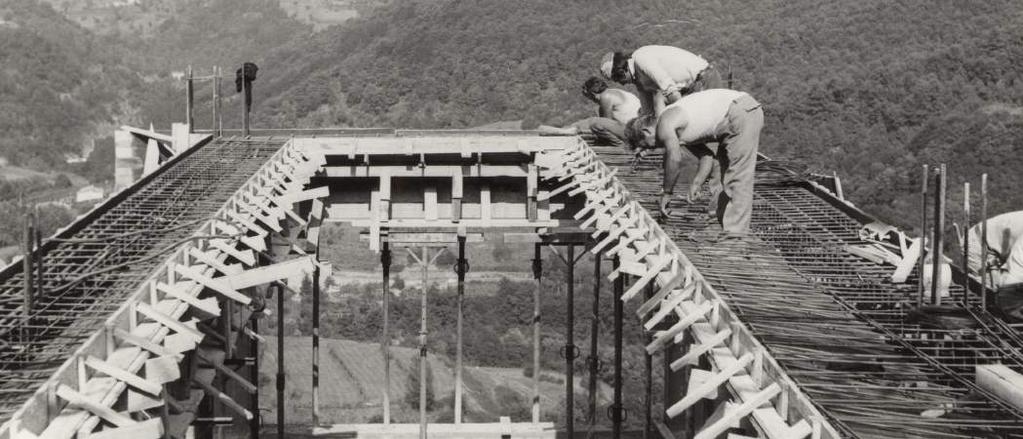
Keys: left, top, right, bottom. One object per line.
{"left": 599, "top": 88, "right": 641, "bottom": 125}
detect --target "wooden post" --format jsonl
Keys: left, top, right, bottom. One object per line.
{"left": 454, "top": 234, "right": 467, "bottom": 424}
{"left": 186, "top": 65, "right": 194, "bottom": 133}
{"left": 918, "top": 164, "right": 928, "bottom": 306}
{"left": 932, "top": 164, "right": 946, "bottom": 305}
{"left": 312, "top": 263, "right": 321, "bottom": 427}
{"left": 962, "top": 182, "right": 970, "bottom": 307}
{"left": 643, "top": 283, "right": 654, "bottom": 439}
{"left": 22, "top": 213, "right": 34, "bottom": 326}
{"left": 981, "top": 174, "right": 989, "bottom": 310}
{"left": 587, "top": 254, "right": 601, "bottom": 428}
{"left": 419, "top": 246, "right": 430, "bottom": 439}
{"left": 532, "top": 243, "right": 542, "bottom": 424}
{"left": 564, "top": 244, "right": 576, "bottom": 439}
{"left": 212, "top": 66, "right": 220, "bottom": 137}
{"left": 381, "top": 242, "right": 392, "bottom": 424}
{"left": 612, "top": 257, "right": 624, "bottom": 439}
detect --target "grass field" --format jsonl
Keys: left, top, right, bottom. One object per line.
{"left": 259, "top": 337, "right": 609, "bottom": 426}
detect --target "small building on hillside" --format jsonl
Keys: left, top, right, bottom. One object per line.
{"left": 76, "top": 185, "right": 105, "bottom": 203}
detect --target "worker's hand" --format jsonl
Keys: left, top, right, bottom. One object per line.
{"left": 687, "top": 184, "right": 701, "bottom": 203}
{"left": 664, "top": 90, "right": 683, "bottom": 105}
{"left": 658, "top": 192, "right": 673, "bottom": 217}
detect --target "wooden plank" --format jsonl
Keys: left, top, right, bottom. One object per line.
{"left": 174, "top": 264, "right": 252, "bottom": 305}
{"left": 145, "top": 355, "right": 182, "bottom": 385}
{"left": 666, "top": 353, "right": 754, "bottom": 418}
{"left": 88, "top": 418, "right": 163, "bottom": 439}
{"left": 135, "top": 302, "right": 203, "bottom": 342}
{"left": 646, "top": 301, "right": 713, "bottom": 354}
{"left": 155, "top": 282, "right": 221, "bottom": 317}
{"left": 83, "top": 355, "right": 162, "bottom": 396}
{"left": 276, "top": 185, "right": 330, "bottom": 205}
{"left": 638, "top": 270, "right": 689, "bottom": 318}
{"left": 208, "top": 239, "right": 256, "bottom": 266}
{"left": 217, "top": 256, "right": 314, "bottom": 290}
{"left": 622, "top": 256, "right": 673, "bottom": 302}
{"left": 55, "top": 385, "right": 135, "bottom": 428}
{"left": 672, "top": 328, "right": 733, "bottom": 370}
{"left": 977, "top": 364, "right": 1023, "bottom": 411}
{"left": 695, "top": 383, "right": 781, "bottom": 439}
{"left": 891, "top": 238, "right": 921, "bottom": 283}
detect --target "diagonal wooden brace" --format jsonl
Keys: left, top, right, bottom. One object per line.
{"left": 695, "top": 383, "right": 782, "bottom": 439}
{"left": 645, "top": 284, "right": 695, "bottom": 331}
{"left": 671, "top": 328, "right": 733, "bottom": 370}
{"left": 622, "top": 256, "right": 673, "bottom": 302}
{"left": 56, "top": 384, "right": 135, "bottom": 427}
{"left": 84, "top": 355, "right": 162, "bottom": 396}
{"left": 666, "top": 353, "right": 754, "bottom": 418}
{"left": 646, "top": 301, "right": 714, "bottom": 354}
{"left": 174, "top": 264, "right": 252, "bottom": 305}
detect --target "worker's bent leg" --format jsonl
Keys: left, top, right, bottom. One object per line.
{"left": 572, "top": 117, "right": 626, "bottom": 148}
{"left": 718, "top": 96, "right": 763, "bottom": 235}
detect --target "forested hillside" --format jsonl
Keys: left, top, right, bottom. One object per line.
{"left": 0, "top": 0, "right": 138, "bottom": 168}
{"left": 246, "top": 0, "right": 1023, "bottom": 228}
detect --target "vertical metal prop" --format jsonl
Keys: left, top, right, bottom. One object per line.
{"left": 275, "top": 283, "right": 285, "bottom": 439}
{"left": 565, "top": 244, "right": 576, "bottom": 439}
{"left": 312, "top": 263, "right": 321, "bottom": 427}
{"left": 918, "top": 164, "right": 928, "bottom": 306}
{"left": 587, "top": 255, "right": 601, "bottom": 429}
{"left": 532, "top": 243, "right": 542, "bottom": 423}
{"left": 250, "top": 317, "right": 260, "bottom": 439}
{"left": 612, "top": 257, "right": 624, "bottom": 439}
{"left": 381, "top": 242, "right": 392, "bottom": 424}
{"left": 186, "top": 66, "right": 194, "bottom": 133}
{"left": 419, "top": 246, "right": 429, "bottom": 439}
{"left": 980, "top": 174, "right": 989, "bottom": 310}
{"left": 962, "top": 182, "right": 970, "bottom": 307}
{"left": 931, "top": 165, "right": 946, "bottom": 305}
{"left": 23, "top": 213, "right": 34, "bottom": 327}
{"left": 33, "top": 213, "right": 43, "bottom": 305}
{"left": 454, "top": 235, "right": 466, "bottom": 424}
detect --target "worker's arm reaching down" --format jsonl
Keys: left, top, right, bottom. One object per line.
{"left": 686, "top": 146, "right": 716, "bottom": 203}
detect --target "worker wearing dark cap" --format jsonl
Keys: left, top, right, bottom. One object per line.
{"left": 624, "top": 88, "right": 763, "bottom": 236}
{"left": 601, "top": 45, "right": 720, "bottom": 116}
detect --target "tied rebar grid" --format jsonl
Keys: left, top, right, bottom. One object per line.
{"left": 0, "top": 137, "right": 286, "bottom": 423}
{"left": 590, "top": 144, "right": 1023, "bottom": 439}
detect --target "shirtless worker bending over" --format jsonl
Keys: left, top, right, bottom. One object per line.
{"left": 538, "top": 77, "right": 640, "bottom": 148}
{"left": 625, "top": 88, "right": 763, "bottom": 237}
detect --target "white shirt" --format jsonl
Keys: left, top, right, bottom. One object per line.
{"left": 967, "top": 210, "right": 1023, "bottom": 286}
{"left": 663, "top": 89, "right": 747, "bottom": 144}
{"left": 630, "top": 45, "right": 709, "bottom": 93}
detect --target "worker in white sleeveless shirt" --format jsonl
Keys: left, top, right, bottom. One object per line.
{"left": 601, "top": 45, "right": 721, "bottom": 116}
{"left": 625, "top": 89, "right": 763, "bottom": 235}
{"left": 538, "top": 77, "right": 640, "bottom": 147}
{"left": 966, "top": 210, "right": 1023, "bottom": 288}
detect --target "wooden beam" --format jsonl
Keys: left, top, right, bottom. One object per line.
{"left": 55, "top": 384, "right": 135, "bottom": 428}
{"left": 83, "top": 355, "right": 162, "bottom": 396}
{"left": 174, "top": 264, "right": 252, "bottom": 305}
{"left": 977, "top": 364, "right": 1023, "bottom": 412}
{"left": 216, "top": 256, "right": 315, "bottom": 290}
{"left": 88, "top": 418, "right": 163, "bottom": 439}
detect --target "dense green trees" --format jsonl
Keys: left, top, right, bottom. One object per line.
{"left": 244, "top": 0, "right": 1022, "bottom": 229}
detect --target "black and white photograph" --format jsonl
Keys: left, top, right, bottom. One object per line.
{"left": 0, "top": 1, "right": 1022, "bottom": 438}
